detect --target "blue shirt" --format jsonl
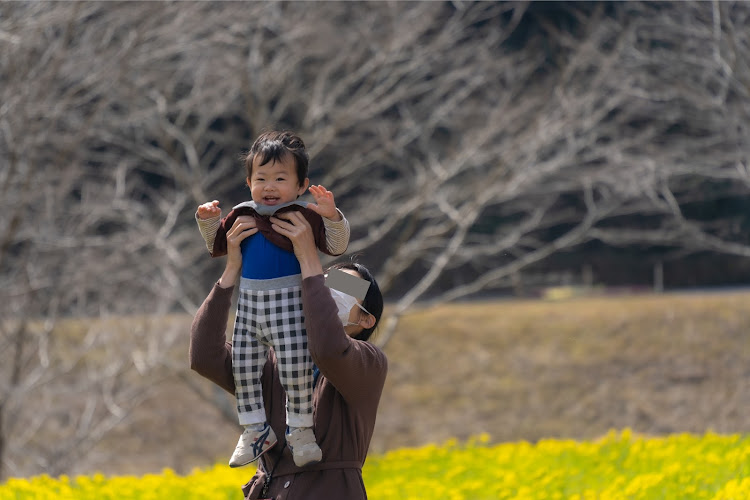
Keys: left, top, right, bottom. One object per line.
{"left": 240, "top": 232, "right": 301, "bottom": 279}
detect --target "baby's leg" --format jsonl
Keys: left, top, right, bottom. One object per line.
{"left": 232, "top": 288, "right": 270, "bottom": 426}
{"left": 228, "top": 286, "right": 279, "bottom": 468}
{"left": 266, "top": 283, "right": 321, "bottom": 466}
{"left": 267, "top": 285, "right": 314, "bottom": 429}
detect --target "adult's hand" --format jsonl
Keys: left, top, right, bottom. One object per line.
{"left": 270, "top": 211, "right": 324, "bottom": 278}
{"left": 218, "top": 216, "right": 258, "bottom": 288}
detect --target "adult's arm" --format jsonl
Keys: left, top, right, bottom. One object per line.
{"left": 189, "top": 216, "right": 259, "bottom": 393}
{"left": 270, "top": 212, "right": 387, "bottom": 406}
{"left": 189, "top": 282, "right": 236, "bottom": 394}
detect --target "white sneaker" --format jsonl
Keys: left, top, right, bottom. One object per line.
{"left": 286, "top": 427, "right": 322, "bottom": 467}
{"left": 229, "top": 423, "right": 277, "bottom": 468}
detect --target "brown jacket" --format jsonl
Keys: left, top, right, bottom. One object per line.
{"left": 189, "top": 275, "right": 388, "bottom": 499}
{"left": 210, "top": 203, "right": 334, "bottom": 257}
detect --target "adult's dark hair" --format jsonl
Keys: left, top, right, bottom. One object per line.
{"left": 327, "top": 262, "right": 384, "bottom": 342}
{"left": 243, "top": 130, "right": 309, "bottom": 187}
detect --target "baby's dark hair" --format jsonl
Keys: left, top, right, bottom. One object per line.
{"left": 243, "top": 130, "right": 309, "bottom": 187}
{"left": 327, "top": 261, "right": 384, "bottom": 342}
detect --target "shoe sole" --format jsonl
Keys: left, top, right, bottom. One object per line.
{"left": 291, "top": 448, "right": 323, "bottom": 468}
{"left": 293, "top": 456, "right": 322, "bottom": 467}
{"left": 229, "top": 440, "right": 278, "bottom": 468}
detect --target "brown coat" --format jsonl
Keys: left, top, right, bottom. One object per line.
{"left": 210, "top": 204, "right": 333, "bottom": 257}
{"left": 189, "top": 275, "right": 388, "bottom": 499}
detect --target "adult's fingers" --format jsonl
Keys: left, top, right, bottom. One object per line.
{"left": 230, "top": 215, "right": 256, "bottom": 227}
{"left": 271, "top": 211, "right": 309, "bottom": 228}
{"left": 228, "top": 217, "right": 258, "bottom": 243}
{"left": 270, "top": 212, "right": 314, "bottom": 242}
{"left": 270, "top": 212, "right": 317, "bottom": 262}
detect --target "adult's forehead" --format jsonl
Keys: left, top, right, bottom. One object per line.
{"left": 325, "top": 268, "right": 370, "bottom": 300}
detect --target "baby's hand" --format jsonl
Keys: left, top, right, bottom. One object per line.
{"left": 197, "top": 200, "right": 221, "bottom": 219}
{"left": 307, "top": 185, "right": 341, "bottom": 221}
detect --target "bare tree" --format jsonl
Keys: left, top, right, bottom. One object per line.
{"left": 293, "top": 1, "right": 750, "bottom": 345}
{"left": 0, "top": 1, "right": 252, "bottom": 477}
{"left": 3, "top": 0, "right": 750, "bottom": 477}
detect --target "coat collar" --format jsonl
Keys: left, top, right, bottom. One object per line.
{"left": 233, "top": 200, "right": 309, "bottom": 216}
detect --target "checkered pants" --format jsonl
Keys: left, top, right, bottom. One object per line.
{"left": 232, "top": 277, "right": 314, "bottom": 428}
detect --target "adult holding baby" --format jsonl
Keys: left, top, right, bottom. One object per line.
{"left": 189, "top": 209, "right": 387, "bottom": 499}
{"left": 195, "top": 131, "right": 351, "bottom": 469}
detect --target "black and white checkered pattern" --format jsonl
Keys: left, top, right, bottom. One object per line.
{"left": 232, "top": 284, "right": 314, "bottom": 426}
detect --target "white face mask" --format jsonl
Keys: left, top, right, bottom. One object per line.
{"left": 329, "top": 287, "right": 370, "bottom": 326}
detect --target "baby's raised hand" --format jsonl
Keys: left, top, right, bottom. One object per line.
{"left": 307, "top": 185, "right": 341, "bottom": 221}
{"left": 197, "top": 200, "right": 221, "bottom": 219}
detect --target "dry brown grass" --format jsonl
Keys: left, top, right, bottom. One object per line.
{"left": 370, "top": 290, "right": 750, "bottom": 453}
{"left": 19, "top": 290, "right": 750, "bottom": 476}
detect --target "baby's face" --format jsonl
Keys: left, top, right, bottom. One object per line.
{"left": 247, "top": 154, "right": 308, "bottom": 206}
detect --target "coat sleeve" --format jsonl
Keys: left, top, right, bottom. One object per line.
{"left": 189, "top": 282, "right": 236, "bottom": 394}
{"left": 302, "top": 275, "right": 388, "bottom": 407}
{"left": 322, "top": 209, "right": 350, "bottom": 256}
{"left": 195, "top": 213, "right": 221, "bottom": 254}
{"left": 210, "top": 211, "right": 239, "bottom": 258}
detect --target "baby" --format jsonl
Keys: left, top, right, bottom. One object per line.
{"left": 196, "top": 131, "right": 349, "bottom": 468}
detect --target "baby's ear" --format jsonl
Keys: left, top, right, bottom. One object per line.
{"left": 297, "top": 177, "right": 310, "bottom": 196}
{"left": 246, "top": 177, "right": 252, "bottom": 189}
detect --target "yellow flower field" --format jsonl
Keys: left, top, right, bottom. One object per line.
{"left": 2, "top": 430, "right": 749, "bottom": 499}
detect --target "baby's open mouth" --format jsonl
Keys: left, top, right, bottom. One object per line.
{"left": 263, "top": 196, "right": 280, "bottom": 205}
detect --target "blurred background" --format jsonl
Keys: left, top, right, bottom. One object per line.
{"left": 3, "top": 0, "right": 750, "bottom": 480}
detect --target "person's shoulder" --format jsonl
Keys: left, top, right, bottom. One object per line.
{"left": 357, "top": 340, "right": 388, "bottom": 372}
{"left": 362, "top": 340, "right": 386, "bottom": 357}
